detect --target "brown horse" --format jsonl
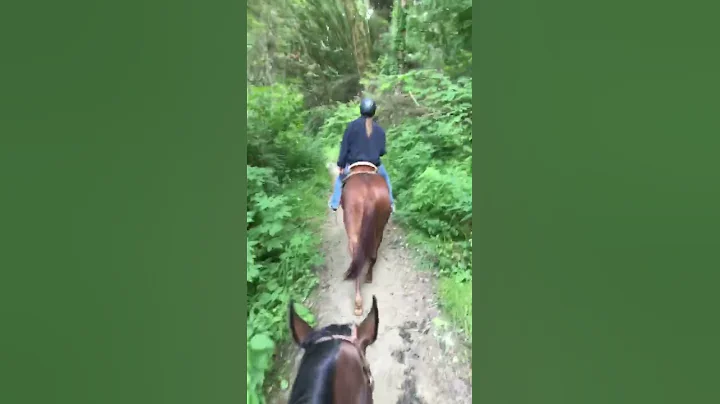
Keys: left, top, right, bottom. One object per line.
{"left": 288, "top": 296, "right": 379, "bottom": 404}
{"left": 340, "top": 162, "right": 392, "bottom": 316}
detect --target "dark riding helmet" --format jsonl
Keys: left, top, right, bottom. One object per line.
{"left": 359, "top": 98, "right": 377, "bottom": 117}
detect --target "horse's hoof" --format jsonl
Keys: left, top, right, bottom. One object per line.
{"left": 354, "top": 308, "right": 363, "bottom": 316}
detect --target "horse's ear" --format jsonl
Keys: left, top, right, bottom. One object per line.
{"left": 357, "top": 295, "right": 379, "bottom": 349}
{"left": 288, "top": 300, "right": 313, "bottom": 346}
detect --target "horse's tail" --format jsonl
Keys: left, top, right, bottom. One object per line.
{"left": 344, "top": 198, "right": 379, "bottom": 280}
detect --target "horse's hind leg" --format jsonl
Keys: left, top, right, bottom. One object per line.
{"left": 366, "top": 219, "right": 386, "bottom": 284}
{"left": 365, "top": 257, "right": 376, "bottom": 284}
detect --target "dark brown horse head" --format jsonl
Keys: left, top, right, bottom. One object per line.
{"left": 287, "top": 296, "right": 379, "bottom": 404}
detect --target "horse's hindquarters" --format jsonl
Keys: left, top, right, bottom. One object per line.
{"left": 341, "top": 174, "right": 392, "bottom": 316}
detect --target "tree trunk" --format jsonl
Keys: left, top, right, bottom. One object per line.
{"left": 391, "top": 0, "right": 408, "bottom": 74}
{"left": 342, "top": 0, "right": 372, "bottom": 78}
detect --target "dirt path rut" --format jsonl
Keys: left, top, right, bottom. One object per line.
{"left": 271, "top": 166, "right": 472, "bottom": 404}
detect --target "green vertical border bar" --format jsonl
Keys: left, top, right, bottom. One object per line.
{"left": 474, "top": 1, "right": 720, "bottom": 404}
{"left": 470, "top": 4, "right": 482, "bottom": 400}
{"left": 2, "top": 1, "right": 247, "bottom": 403}
{"left": 240, "top": 0, "right": 249, "bottom": 399}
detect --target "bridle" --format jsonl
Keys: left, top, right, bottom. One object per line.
{"left": 309, "top": 325, "right": 374, "bottom": 392}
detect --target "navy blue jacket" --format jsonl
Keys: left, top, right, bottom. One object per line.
{"left": 336, "top": 117, "right": 386, "bottom": 168}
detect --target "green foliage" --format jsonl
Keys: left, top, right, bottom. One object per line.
{"left": 248, "top": 0, "right": 381, "bottom": 105}
{"left": 404, "top": 0, "right": 472, "bottom": 75}
{"left": 438, "top": 276, "right": 473, "bottom": 337}
{"left": 247, "top": 85, "right": 319, "bottom": 178}
{"left": 290, "top": 0, "right": 363, "bottom": 104}
{"left": 247, "top": 84, "right": 326, "bottom": 403}
{"left": 369, "top": 69, "right": 471, "bottom": 277}
{"left": 317, "top": 101, "right": 360, "bottom": 144}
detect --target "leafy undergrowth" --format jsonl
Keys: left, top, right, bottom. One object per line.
{"left": 247, "top": 84, "right": 327, "bottom": 404}
{"left": 438, "top": 277, "right": 473, "bottom": 337}
{"left": 319, "top": 68, "right": 472, "bottom": 344}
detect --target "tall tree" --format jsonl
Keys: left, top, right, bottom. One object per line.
{"left": 390, "top": 0, "right": 409, "bottom": 74}
{"left": 342, "top": 0, "right": 372, "bottom": 77}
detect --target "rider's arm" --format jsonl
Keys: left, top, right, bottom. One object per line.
{"left": 379, "top": 128, "right": 387, "bottom": 157}
{"left": 337, "top": 125, "right": 351, "bottom": 168}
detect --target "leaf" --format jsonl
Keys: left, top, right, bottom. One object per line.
{"left": 267, "top": 222, "right": 283, "bottom": 236}
{"left": 292, "top": 301, "right": 316, "bottom": 326}
{"left": 249, "top": 333, "right": 275, "bottom": 351}
{"left": 247, "top": 265, "right": 261, "bottom": 282}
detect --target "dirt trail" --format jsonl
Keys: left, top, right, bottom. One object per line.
{"left": 270, "top": 165, "right": 472, "bottom": 404}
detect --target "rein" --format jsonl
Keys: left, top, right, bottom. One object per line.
{"left": 307, "top": 325, "right": 374, "bottom": 392}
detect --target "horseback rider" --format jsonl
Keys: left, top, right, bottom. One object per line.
{"left": 328, "top": 98, "right": 395, "bottom": 213}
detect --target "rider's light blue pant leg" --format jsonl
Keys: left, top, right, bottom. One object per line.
{"left": 329, "top": 176, "right": 343, "bottom": 210}
{"left": 377, "top": 164, "right": 395, "bottom": 206}
{"left": 328, "top": 166, "right": 347, "bottom": 210}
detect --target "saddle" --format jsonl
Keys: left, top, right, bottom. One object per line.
{"left": 341, "top": 162, "right": 378, "bottom": 185}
